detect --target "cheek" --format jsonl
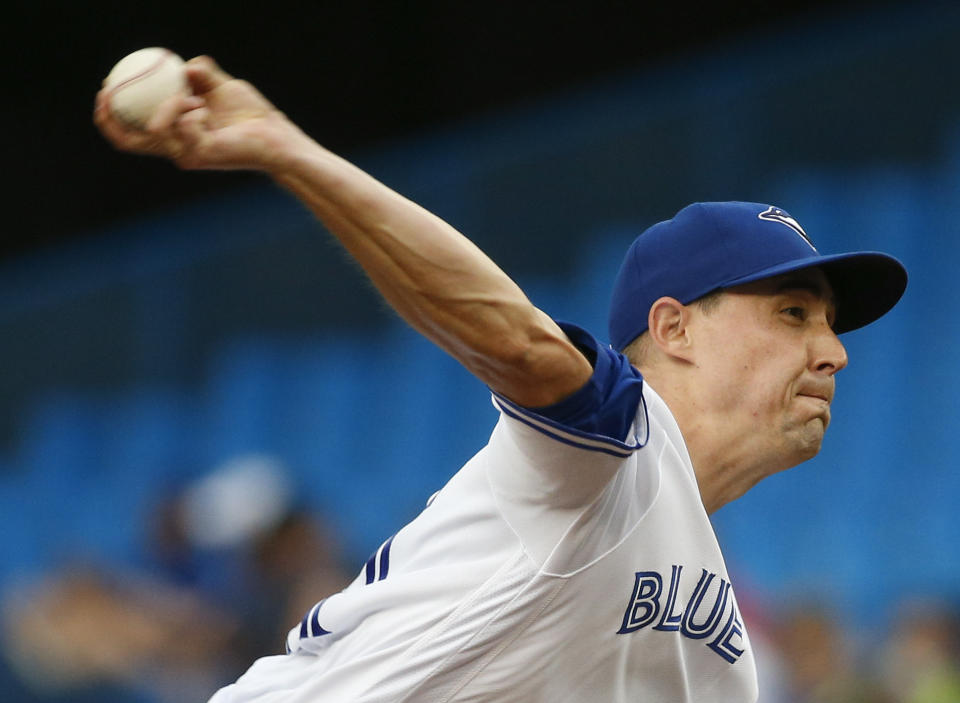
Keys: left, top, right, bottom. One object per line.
{"left": 695, "top": 319, "right": 798, "bottom": 411}
{"left": 711, "top": 346, "right": 796, "bottom": 414}
{"left": 705, "top": 354, "right": 765, "bottom": 409}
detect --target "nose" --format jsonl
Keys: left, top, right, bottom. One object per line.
{"left": 813, "top": 323, "right": 848, "bottom": 375}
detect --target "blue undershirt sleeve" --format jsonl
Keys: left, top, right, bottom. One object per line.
{"left": 523, "top": 322, "right": 645, "bottom": 443}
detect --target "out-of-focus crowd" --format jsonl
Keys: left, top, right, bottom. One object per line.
{"left": 0, "top": 455, "right": 353, "bottom": 703}
{"left": 747, "top": 591, "right": 960, "bottom": 703}
{"left": 1, "top": 456, "right": 957, "bottom": 703}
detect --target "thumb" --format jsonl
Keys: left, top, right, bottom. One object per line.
{"left": 184, "top": 55, "right": 234, "bottom": 96}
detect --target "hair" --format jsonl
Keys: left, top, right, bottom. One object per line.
{"left": 622, "top": 288, "right": 725, "bottom": 367}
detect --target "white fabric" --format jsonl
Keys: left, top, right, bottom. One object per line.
{"left": 209, "top": 383, "right": 758, "bottom": 702}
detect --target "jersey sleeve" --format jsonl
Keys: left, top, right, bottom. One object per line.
{"left": 485, "top": 323, "right": 654, "bottom": 568}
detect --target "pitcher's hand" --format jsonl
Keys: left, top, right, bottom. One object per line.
{"left": 94, "top": 55, "right": 309, "bottom": 173}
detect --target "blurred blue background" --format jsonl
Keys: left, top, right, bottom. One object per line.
{"left": 2, "top": 2, "right": 959, "bottom": 701}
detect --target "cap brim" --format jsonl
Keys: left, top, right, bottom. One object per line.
{"left": 723, "top": 251, "right": 907, "bottom": 334}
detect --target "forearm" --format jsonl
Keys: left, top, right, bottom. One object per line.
{"left": 268, "top": 133, "right": 591, "bottom": 405}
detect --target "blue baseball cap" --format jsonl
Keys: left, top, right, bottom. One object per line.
{"left": 608, "top": 201, "right": 908, "bottom": 350}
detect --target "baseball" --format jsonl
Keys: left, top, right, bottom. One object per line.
{"left": 103, "top": 48, "right": 187, "bottom": 128}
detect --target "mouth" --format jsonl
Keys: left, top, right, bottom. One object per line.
{"left": 797, "top": 381, "right": 834, "bottom": 405}
{"left": 797, "top": 392, "right": 833, "bottom": 430}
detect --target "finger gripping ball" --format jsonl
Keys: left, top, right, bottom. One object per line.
{"left": 103, "top": 48, "right": 186, "bottom": 128}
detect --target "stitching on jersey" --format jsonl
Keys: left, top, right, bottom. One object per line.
{"left": 396, "top": 569, "right": 569, "bottom": 703}
{"left": 436, "top": 579, "right": 568, "bottom": 702}
{"left": 540, "top": 435, "right": 666, "bottom": 579}
{"left": 392, "top": 549, "right": 538, "bottom": 702}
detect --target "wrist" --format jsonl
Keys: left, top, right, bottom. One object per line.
{"left": 259, "top": 115, "right": 319, "bottom": 178}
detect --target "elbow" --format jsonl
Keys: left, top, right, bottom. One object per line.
{"left": 465, "top": 322, "right": 590, "bottom": 408}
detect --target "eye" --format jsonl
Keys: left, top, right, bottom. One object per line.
{"left": 781, "top": 306, "right": 806, "bottom": 320}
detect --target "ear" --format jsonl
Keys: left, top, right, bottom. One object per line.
{"left": 646, "top": 297, "right": 695, "bottom": 362}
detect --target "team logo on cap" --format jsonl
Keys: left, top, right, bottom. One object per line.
{"left": 758, "top": 206, "right": 817, "bottom": 251}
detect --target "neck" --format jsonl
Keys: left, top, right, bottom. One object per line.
{"left": 642, "top": 373, "right": 781, "bottom": 514}
{"left": 684, "top": 438, "right": 769, "bottom": 514}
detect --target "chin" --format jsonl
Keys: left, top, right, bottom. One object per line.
{"left": 796, "top": 423, "right": 827, "bottom": 461}
{"left": 778, "top": 419, "right": 826, "bottom": 467}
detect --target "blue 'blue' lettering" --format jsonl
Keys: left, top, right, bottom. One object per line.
{"left": 617, "top": 571, "right": 662, "bottom": 634}
{"left": 654, "top": 564, "right": 684, "bottom": 632}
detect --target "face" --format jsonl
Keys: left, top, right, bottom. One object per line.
{"left": 687, "top": 268, "right": 848, "bottom": 473}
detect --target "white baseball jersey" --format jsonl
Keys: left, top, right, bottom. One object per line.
{"left": 208, "top": 324, "right": 758, "bottom": 702}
